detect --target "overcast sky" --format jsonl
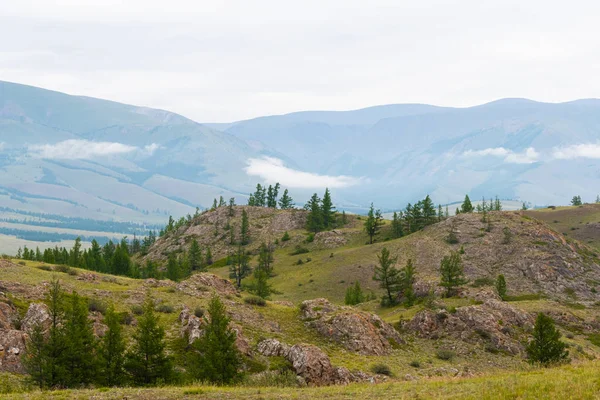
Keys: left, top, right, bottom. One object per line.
{"left": 2, "top": 0, "right": 600, "bottom": 122}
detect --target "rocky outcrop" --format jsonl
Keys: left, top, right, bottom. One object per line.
{"left": 406, "top": 300, "right": 533, "bottom": 354}
{"left": 0, "top": 302, "right": 17, "bottom": 330}
{"left": 300, "top": 298, "right": 403, "bottom": 355}
{"left": 257, "top": 339, "right": 375, "bottom": 386}
{"left": 21, "top": 303, "right": 51, "bottom": 335}
{"left": 176, "top": 273, "right": 238, "bottom": 297}
{"left": 0, "top": 329, "right": 27, "bottom": 373}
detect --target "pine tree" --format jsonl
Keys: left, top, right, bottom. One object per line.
{"left": 494, "top": 195, "right": 502, "bottom": 211}
{"left": 391, "top": 211, "right": 403, "bottom": 238}
{"left": 344, "top": 281, "right": 365, "bottom": 305}
{"left": 205, "top": 247, "right": 213, "bottom": 265}
{"left": 188, "top": 239, "right": 203, "bottom": 271}
{"left": 373, "top": 247, "right": 402, "bottom": 306}
{"left": 24, "top": 323, "right": 47, "bottom": 388}
{"left": 192, "top": 295, "right": 240, "bottom": 384}
{"left": 228, "top": 198, "right": 236, "bottom": 216}
{"left": 251, "top": 269, "right": 273, "bottom": 299}
{"left": 364, "top": 203, "right": 383, "bottom": 244}
{"left": 321, "top": 188, "right": 335, "bottom": 229}
{"left": 461, "top": 195, "right": 474, "bottom": 213}
{"left": 496, "top": 274, "right": 507, "bottom": 300}
{"left": 440, "top": 251, "right": 468, "bottom": 297}
{"left": 522, "top": 202, "right": 528, "bottom": 210}
{"left": 422, "top": 195, "right": 436, "bottom": 225}
{"left": 305, "top": 193, "right": 323, "bottom": 233}
{"left": 240, "top": 209, "right": 250, "bottom": 245}
{"left": 166, "top": 253, "right": 180, "bottom": 282}
{"left": 229, "top": 246, "right": 251, "bottom": 288}
{"left": 247, "top": 194, "right": 256, "bottom": 206}
{"left": 70, "top": 237, "right": 82, "bottom": 267}
{"left": 125, "top": 297, "right": 172, "bottom": 385}
{"left": 257, "top": 242, "right": 274, "bottom": 276}
{"left": 571, "top": 195, "right": 582, "bottom": 206}
{"left": 341, "top": 210, "right": 348, "bottom": 225}
{"left": 438, "top": 204, "right": 443, "bottom": 222}
{"left": 596, "top": 195, "right": 600, "bottom": 204}
{"left": 100, "top": 304, "right": 126, "bottom": 386}
{"left": 63, "top": 291, "right": 97, "bottom": 386}
{"left": 278, "top": 189, "right": 294, "bottom": 209}
{"left": 218, "top": 196, "right": 226, "bottom": 207}
{"left": 112, "top": 241, "right": 131, "bottom": 276}
{"left": 211, "top": 198, "right": 218, "bottom": 210}
{"left": 45, "top": 278, "right": 68, "bottom": 388}
{"left": 402, "top": 259, "right": 416, "bottom": 307}
{"left": 526, "top": 313, "right": 569, "bottom": 366}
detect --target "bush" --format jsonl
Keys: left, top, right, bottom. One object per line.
{"left": 54, "top": 265, "right": 71, "bottom": 274}
{"left": 370, "top": 363, "right": 392, "bottom": 376}
{"left": 281, "top": 231, "right": 291, "bottom": 242}
{"left": 290, "top": 245, "right": 309, "bottom": 255}
{"left": 305, "top": 233, "right": 315, "bottom": 243}
{"left": 119, "top": 312, "right": 134, "bottom": 325}
{"left": 37, "top": 265, "right": 52, "bottom": 271}
{"left": 156, "top": 304, "right": 175, "bottom": 313}
{"left": 436, "top": 349, "right": 456, "bottom": 361}
{"left": 194, "top": 307, "right": 205, "bottom": 318}
{"left": 131, "top": 305, "right": 144, "bottom": 315}
{"left": 409, "top": 360, "right": 421, "bottom": 368}
{"left": 67, "top": 268, "right": 78, "bottom": 276}
{"left": 472, "top": 277, "right": 494, "bottom": 287}
{"left": 87, "top": 298, "right": 107, "bottom": 314}
{"left": 295, "top": 259, "right": 304, "bottom": 265}
{"left": 18, "top": 261, "right": 26, "bottom": 266}
{"left": 527, "top": 313, "right": 569, "bottom": 366}
{"left": 244, "top": 296, "right": 266, "bottom": 306}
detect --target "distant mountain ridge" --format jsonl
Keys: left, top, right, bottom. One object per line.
{"left": 1, "top": 80, "right": 600, "bottom": 227}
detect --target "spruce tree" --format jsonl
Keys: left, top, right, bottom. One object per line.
{"left": 422, "top": 195, "right": 436, "bottom": 225}
{"left": 24, "top": 322, "right": 48, "bottom": 388}
{"left": 496, "top": 274, "right": 507, "bottom": 300}
{"left": 305, "top": 193, "right": 323, "bottom": 233}
{"left": 373, "top": 247, "right": 402, "bottom": 306}
{"left": 252, "top": 269, "right": 273, "bottom": 299}
{"left": 112, "top": 241, "right": 131, "bottom": 276}
{"left": 100, "top": 304, "right": 126, "bottom": 386}
{"left": 494, "top": 195, "right": 502, "bottom": 211}
{"left": 526, "top": 313, "right": 569, "bottom": 366}
{"left": 70, "top": 237, "right": 82, "bottom": 267}
{"left": 125, "top": 296, "right": 172, "bottom": 385}
{"left": 344, "top": 281, "right": 365, "bottom": 305}
{"left": 228, "top": 197, "right": 236, "bottom": 216}
{"left": 257, "top": 242, "right": 274, "bottom": 276}
{"left": 188, "top": 239, "right": 203, "bottom": 271}
{"left": 63, "top": 291, "right": 97, "bottom": 386}
{"left": 166, "top": 254, "right": 180, "bottom": 282}
{"left": 219, "top": 196, "right": 226, "bottom": 207}
{"left": 321, "top": 188, "right": 335, "bottom": 229}
{"left": 341, "top": 210, "right": 348, "bottom": 225}
{"left": 364, "top": 203, "right": 383, "bottom": 244}
{"left": 205, "top": 247, "right": 213, "bottom": 265}
{"left": 461, "top": 195, "right": 474, "bottom": 213}
{"left": 440, "top": 251, "right": 468, "bottom": 297}
{"left": 229, "top": 246, "right": 251, "bottom": 288}
{"left": 240, "top": 209, "right": 250, "bottom": 245}
{"left": 402, "top": 259, "right": 416, "bottom": 307}
{"left": 278, "top": 189, "right": 294, "bottom": 209}
{"left": 192, "top": 295, "right": 240, "bottom": 384}
{"left": 391, "top": 211, "right": 403, "bottom": 238}
{"left": 45, "top": 278, "right": 68, "bottom": 388}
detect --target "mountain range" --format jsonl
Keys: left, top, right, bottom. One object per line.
{"left": 2, "top": 80, "right": 600, "bottom": 225}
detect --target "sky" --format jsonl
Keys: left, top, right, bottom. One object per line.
{"left": 1, "top": 0, "right": 600, "bottom": 122}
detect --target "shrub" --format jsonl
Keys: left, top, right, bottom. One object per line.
{"left": 527, "top": 313, "right": 569, "bottom": 366}
{"left": 88, "top": 298, "right": 107, "bottom": 314}
{"left": 496, "top": 274, "right": 507, "bottom": 300}
{"left": 587, "top": 333, "right": 600, "bottom": 347}
{"left": 18, "top": 261, "right": 26, "bottom": 266}
{"left": 67, "top": 268, "right": 78, "bottom": 276}
{"left": 281, "top": 231, "right": 291, "bottom": 242}
{"left": 290, "top": 245, "right": 309, "bottom": 255}
{"left": 436, "top": 349, "right": 456, "bottom": 361}
{"left": 244, "top": 370, "right": 300, "bottom": 388}
{"left": 295, "top": 259, "right": 304, "bottom": 265}
{"left": 37, "top": 265, "right": 52, "bottom": 271}
{"left": 54, "top": 265, "right": 71, "bottom": 274}
{"left": 409, "top": 360, "right": 421, "bottom": 368}
{"left": 345, "top": 281, "right": 365, "bottom": 305}
{"left": 370, "top": 363, "right": 392, "bottom": 376}
{"left": 131, "top": 305, "right": 144, "bottom": 315}
{"left": 194, "top": 307, "right": 205, "bottom": 318}
{"left": 472, "top": 277, "right": 494, "bottom": 287}
{"left": 502, "top": 227, "right": 513, "bottom": 244}
{"left": 119, "top": 312, "right": 134, "bottom": 325}
{"left": 244, "top": 296, "right": 266, "bottom": 306}
{"left": 305, "top": 233, "right": 315, "bottom": 243}
{"left": 156, "top": 304, "right": 174, "bottom": 313}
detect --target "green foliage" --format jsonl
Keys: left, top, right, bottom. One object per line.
{"left": 571, "top": 195, "right": 583, "bottom": 206}
{"left": 502, "top": 227, "right": 513, "bottom": 244}
{"left": 229, "top": 246, "right": 251, "bottom": 288}
{"left": 249, "top": 269, "right": 273, "bottom": 299}
{"left": 191, "top": 295, "right": 241, "bottom": 384}
{"left": 125, "top": 296, "right": 173, "bottom": 385}
{"left": 321, "top": 188, "right": 335, "bottom": 229}
{"left": 439, "top": 251, "right": 468, "bottom": 297}
{"left": 526, "top": 313, "right": 569, "bottom": 366}
{"left": 373, "top": 247, "right": 402, "bottom": 306}
{"left": 401, "top": 259, "right": 416, "bottom": 307}
{"left": 281, "top": 231, "right": 291, "bottom": 241}
{"left": 188, "top": 239, "right": 204, "bottom": 272}
{"left": 391, "top": 211, "right": 403, "bottom": 238}
{"left": 240, "top": 210, "right": 250, "bottom": 245}
{"left": 290, "top": 245, "right": 309, "bottom": 255}
{"left": 344, "top": 281, "right": 365, "bottom": 305}
{"left": 496, "top": 274, "right": 507, "bottom": 300}
{"left": 305, "top": 193, "right": 324, "bottom": 233}
{"left": 256, "top": 242, "right": 275, "bottom": 276}
{"left": 370, "top": 363, "right": 392, "bottom": 376}
{"left": 461, "top": 195, "right": 474, "bottom": 213}
{"left": 278, "top": 189, "right": 294, "bottom": 209}
{"left": 445, "top": 219, "right": 459, "bottom": 244}
{"left": 99, "top": 304, "right": 126, "bottom": 386}
{"left": 436, "top": 349, "right": 456, "bottom": 361}
{"left": 364, "top": 203, "right": 384, "bottom": 244}
{"left": 244, "top": 295, "right": 267, "bottom": 306}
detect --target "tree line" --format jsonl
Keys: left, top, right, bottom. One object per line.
{"left": 25, "top": 279, "right": 242, "bottom": 389}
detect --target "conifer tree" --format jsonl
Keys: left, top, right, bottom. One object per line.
{"left": 522, "top": 202, "right": 528, "bottom": 210}
{"left": 45, "top": 278, "right": 68, "bottom": 388}
{"left": 391, "top": 211, "right": 403, "bottom": 238}
{"left": 100, "top": 304, "right": 126, "bottom": 386}
{"left": 440, "top": 251, "right": 468, "bottom": 297}
{"left": 364, "top": 203, "right": 383, "bottom": 244}
{"left": 341, "top": 210, "right": 348, "bottom": 225}
{"left": 257, "top": 242, "right": 274, "bottom": 276}
{"left": 438, "top": 204, "right": 443, "bottom": 222}
{"left": 461, "top": 195, "right": 474, "bottom": 213}
{"left": 240, "top": 209, "right": 250, "bottom": 245}
{"left": 247, "top": 194, "right": 256, "bottom": 206}
{"left": 402, "top": 259, "right": 416, "bottom": 307}
{"left": 166, "top": 253, "right": 180, "bottom": 282}
{"left": 188, "top": 239, "right": 203, "bottom": 271}
{"left": 205, "top": 247, "right": 213, "bottom": 265}
{"left": 526, "top": 313, "right": 569, "bottom": 366}
{"left": 192, "top": 295, "right": 240, "bottom": 384}
{"left": 321, "top": 188, "right": 335, "bottom": 229}
{"left": 496, "top": 274, "right": 507, "bottom": 300}
{"left": 373, "top": 247, "right": 402, "bottom": 306}
{"left": 24, "top": 323, "right": 47, "bottom": 388}
{"left": 218, "top": 196, "right": 226, "bottom": 207}
{"left": 228, "top": 197, "right": 236, "bottom": 216}
{"left": 112, "top": 240, "right": 131, "bottom": 276}
{"left": 211, "top": 199, "right": 218, "bottom": 210}
{"left": 278, "top": 189, "right": 294, "bottom": 209}
{"left": 63, "top": 291, "right": 97, "bottom": 386}
{"left": 344, "top": 281, "right": 365, "bottom": 305}
{"left": 422, "top": 195, "right": 436, "bottom": 225}
{"left": 125, "top": 296, "right": 172, "bottom": 385}
{"left": 229, "top": 246, "right": 251, "bottom": 288}
{"left": 251, "top": 269, "right": 273, "bottom": 299}
{"left": 70, "top": 237, "right": 82, "bottom": 267}
{"left": 305, "top": 193, "right": 324, "bottom": 233}
{"left": 571, "top": 195, "right": 582, "bottom": 206}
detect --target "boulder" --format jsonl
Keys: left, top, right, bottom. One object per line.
{"left": 0, "top": 329, "right": 27, "bottom": 373}
{"left": 0, "top": 302, "right": 17, "bottom": 330}
{"left": 300, "top": 298, "right": 403, "bottom": 355}
{"left": 406, "top": 300, "right": 533, "bottom": 354}
{"left": 21, "top": 303, "right": 51, "bottom": 335}
{"left": 176, "top": 273, "right": 238, "bottom": 297}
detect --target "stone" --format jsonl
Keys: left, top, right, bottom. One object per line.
{"left": 21, "top": 303, "right": 51, "bottom": 335}
{"left": 0, "top": 329, "right": 27, "bottom": 373}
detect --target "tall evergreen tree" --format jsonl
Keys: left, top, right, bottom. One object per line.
{"left": 461, "top": 195, "right": 474, "bottom": 213}
{"left": 496, "top": 274, "right": 507, "bottom": 300}
{"left": 240, "top": 209, "right": 250, "bottom": 245}
{"left": 373, "top": 247, "right": 402, "bottom": 306}
{"left": 364, "top": 203, "right": 383, "bottom": 244}
{"left": 278, "top": 189, "right": 294, "bottom": 209}
{"left": 218, "top": 196, "right": 226, "bottom": 207}
{"left": 125, "top": 297, "right": 172, "bottom": 385}
{"left": 305, "top": 193, "right": 324, "bottom": 233}
{"left": 321, "top": 188, "right": 335, "bottom": 229}
{"left": 166, "top": 253, "right": 180, "bottom": 282}
{"left": 191, "top": 295, "right": 240, "bottom": 384}
{"left": 188, "top": 239, "right": 203, "bottom": 271}
{"left": 526, "top": 313, "right": 569, "bottom": 366}
{"left": 100, "top": 304, "right": 126, "bottom": 386}
{"left": 494, "top": 195, "right": 502, "bottom": 211}
{"left": 391, "top": 211, "right": 403, "bottom": 238}
{"left": 112, "top": 241, "right": 131, "bottom": 276}
{"left": 256, "top": 242, "right": 274, "bottom": 276}
{"left": 422, "top": 195, "right": 436, "bottom": 225}
{"left": 228, "top": 197, "right": 236, "bottom": 216}
{"left": 402, "top": 259, "right": 416, "bottom": 307}
{"left": 229, "top": 246, "right": 251, "bottom": 288}
{"left": 24, "top": 323, "right": 47, "bottom": 388}
{"left": 63, "top": 291, "right": 97, "bottom": 386}
{"left": 70, "top": 237, "right": 82, "bottom": 267}
{"left": 251, "top": 269, "right": 273, "bottom": 299}
{"left": 45, "top": 278, "right": 68, "bottom": 388}
{"left": 440, "top": 251, "right": 468, "bottom": 297}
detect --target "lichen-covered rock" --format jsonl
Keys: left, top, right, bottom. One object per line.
{"left": 21, "top": 303, "right": 51, "bottom": 335}
{"left": 300, "top": 298, "right": 403, "bottom": 355}
{"left": 257, "top": 339, "right": 373, "bottom": 386}
{"left": 0, "top": 302, "right": 17, "bottom": 330}
{"left": 406, "top": 300, "right": 533, "bottom": 354}
{"left": 176, "top": 273, "right": 238, "bottom": 297}
{"left": 0, "top": 329, "right": 27, "bottom": 373}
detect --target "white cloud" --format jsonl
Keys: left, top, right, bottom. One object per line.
{"left": 245, "top": 157, "right": 362, "bottom": 189}
{"left": 143, "top": 143, "right": 160, "bottom": 155}
{"left": 462, "top": 147, "right": 539, "bottom": 164}
{"left": 28, "top": 139, "right": 158, "bottom": 159}
{"left": 552, "top": 144, "right": 600, "bottom": 160}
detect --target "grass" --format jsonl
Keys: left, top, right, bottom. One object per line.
{"left": 5, "top": 362, "right": 600, "bottom": 399}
